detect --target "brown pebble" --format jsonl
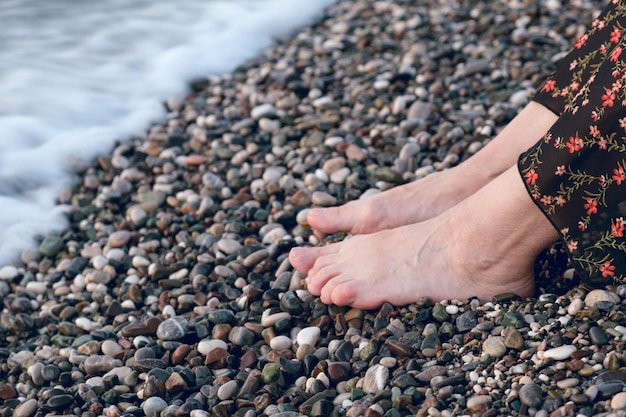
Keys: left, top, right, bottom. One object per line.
{"left": 121, "top": 317, "right": 161, "bottom": 337}
{"left": 240, "top": 350, "right": 258, "bottom": 370}
{"left": 171, "top": 344, "right": 192, "bottom": 365}
{"left": 0, "top": 384, "right": 17, "bottom": 400}
{"left": 205, "top": 348, "right": 230, "bottom": 368}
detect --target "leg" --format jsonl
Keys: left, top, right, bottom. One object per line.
{"left": 290, "top": 165, "right": 559, "bottom": 308}
{"left": 307, "top": 101, "right": 558, "bottom": 234}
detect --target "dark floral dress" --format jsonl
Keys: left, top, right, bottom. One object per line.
{"left": 519, "top": 0, "right": 626, "bottom": 287}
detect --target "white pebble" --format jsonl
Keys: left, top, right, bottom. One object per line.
{"left": 542, "top": 345, "right": 576, "bottom": 361}
{"left": 297, "top": 326, "right": 321, "bottom": 347}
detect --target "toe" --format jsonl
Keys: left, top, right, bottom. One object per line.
{"left": 289, "top": 247, "right": 320, "bottom": 274}
{"left": 308, "top": 206, "right": 356, "bottom": 233}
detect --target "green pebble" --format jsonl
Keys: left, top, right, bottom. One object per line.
{"left": 432, "top": 303, "right": 450, "bottom": 322}
{"left": 262, "top": 363, "right": 281, "bottom": 383}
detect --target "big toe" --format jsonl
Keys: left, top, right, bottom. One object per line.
{"left": 288, "top": 246, "right": 321, "bottom": 274}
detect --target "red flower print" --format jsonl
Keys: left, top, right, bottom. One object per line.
{"left": 570, "top": 81, "right": 580, "bottom": 91}
{"left": 554, "top": 196, "right": 566, "bottom": 207}
{"left": 569, "top": 60, "right": 578, "bottom": 70}
{"left": 542, "top": 80, "right": 556, "bottom": 93}
{"left": 591, "top": 111, "right": 600, "bottom": 122}
{"left": 611, "top": 26, "right": 621, "bottom": 43}
{"left": 613, "top": 166, "right": 626, "bottom": 185}
{"left": 599, "top": 175, "right": 607, "bottom": 187}
{"left": 555, "top": 165, "right": 566, "bottom": 176}
{"left": 575, "top": 34, "right": 589, "bottom": 49}
{"left": 584, "top": 197, "right": 598, "bottom": 215}
{"left": 602, "top": 88, "right": 616, "bottom": 107}
{"left": 566, "top": 135, "right": 584, "bottom": 153}
{"left": 589, "top": 125, "right": 600, "bottom": 137}
{"left": 612, "top": 217, "right": 625, "bottom": 237}
{"left": 525, "top": 169, "right": 538, "bottom": 185}
{"left": 568, "top": 240, "right": 578, "bottom": 252}
{"left": 578, "top": 221, "right": 587, "bottom": 231}
{"left": 599, "top": 260, "right": 616, "bottom": 278}
{"left": 620, "top": 117, "right": 626, "bottom": 128}
{"left": 612, "top": 47, "right": 624, "bottom": 62}
{"left": 598, "top": 137, "right": 607, "bottom": 150}
{"left": 540, "top": 195, "right": 552, "bottom": 206}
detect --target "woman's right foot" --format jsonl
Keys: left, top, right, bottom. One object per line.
{"left": 307, "top": 101, "right": 559, "bottom": 235}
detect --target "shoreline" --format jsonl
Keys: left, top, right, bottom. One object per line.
{"left": 3, "top": 2, "right": 623, "bottom": 417}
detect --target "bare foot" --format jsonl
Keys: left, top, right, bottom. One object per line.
{"left": 308, "top": 101, "right": 558, "bottom": 235}
{"left": 290, "top": 166, "right": 559, "bottom": 308}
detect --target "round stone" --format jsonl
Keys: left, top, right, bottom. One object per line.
{"left": 108, "top": 230, "right": 132, "bottom": 248}
{"left": 297, "top": 327, "right": 321, "bottom": 346}
{"left": 13, "top": 399, "right": 38, "bottom": 417}
{"left": 143, "top": 396, "right": 168, "bottom": 417}
{"left": 519, "top": 383, "right": 543, "bottom": 408}
{"left": 217, "top": 380, "right": 239, "bottom": 400}
{"left": 156, "top": 317, "right": 188, "bottom": 341}
{"left": 584, "top": 289, "right": 620, "bottom": 308}
{"left": 362, "top": 364, "right": 389, "bottom": 394}
{"left": 482, "top": 336, "right": 506, "bottom": 358}
{"left": 270, "top": 335, "right": 292, "bottom": 351}
{"left": 611, "top": 392, "right": 626, "bottom": 409}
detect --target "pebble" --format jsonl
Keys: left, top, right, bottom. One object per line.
{"left": 542, "top": 345, "right": 576, "bottom": 361}
{"left": 362, "top": 364, "right": 388, "bottom": 394}
{"left": 519, "top": 383, "right": 543, "bottom": 408}
{"left": 584, "top": 289, "right": 620, "bottom": 308}
{"left": 297, "top": 326, "right": 321, "bottom": 346}
{"left": 482, "top": 336, "right": 506, "bottom": 358}
{"left": 0, "top": 3, "right": 615, "bottom": 417}
{"left": 156, "top": 317, "right": 188, "bottom": 340}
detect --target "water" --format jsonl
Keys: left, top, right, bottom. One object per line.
{"left": 0, "top": 0, "right": 334, "bottom": 265}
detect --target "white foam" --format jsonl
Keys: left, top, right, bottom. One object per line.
{"left": 0, "top": 0, "right": 335, "bottom": 265}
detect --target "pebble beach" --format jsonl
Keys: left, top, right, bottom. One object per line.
{"left": 4, "top": 1, "right": 626, "bottom": 417}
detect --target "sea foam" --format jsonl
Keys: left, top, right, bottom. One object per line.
{"left": 0, "top": 0, "right": 334, "bottom": 264}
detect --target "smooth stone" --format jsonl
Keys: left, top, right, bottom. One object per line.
{"left": 297, "top": 327, "right": 321, "bottom": 346}
{"left": 83, "top": 355, "right": 120, "bottom": 375}
{"left": 590, "top": 326, "right": 609, "bottom": 346}
{"left": 217, "top": 380, "right": 239, "bottom": 400}
{"left": 466, "top": 395, "right": 491, "bottom": 413}
{"left": 101, "top": 340, "right": 123, "bottom": 357}
{"left": 270, "top": 335, "right": 292, "bottom": 351}
{"left": 503, "top": 327, "right": 525, "bottom": 350}
{"left": 0, "top": 266, "right": 18, "bottom": 280}
{"left": 143, "top": 396, "right": 168, "bottom": 417}
{"left": 229, "top": 327, "right": 255, "bottom": 346}
{"left": 432, "top": 303, "right": 449, "bottom": 322}
{"left": 543, "top": 345, "right": 576, "bottom": 361}
{"left": 584, "top": 289, "right": 620, "bottom": 308}
{"left": 593, "top": 371, "right": 626, "bottom": 399}
{"left": 311, "top": 191, "right": 337, "bottom": 207}
{"left": 165, "top": 372, "right": 187, "bottom": 393}
{"left": 416, "top": 366, "right": 447, "bottom": 383}
{"left": 519, "top": 383, "right": 543, "bottom": 408}
{"left": 262, "top": 363, "right": 281, "bottom": 383}
{"left": 39, "top": 236, "right": 64, "bottom": 257}
{"left": 455, "top": 311, "right": 477, "bottom": 332}
{"left": 611, "top": 392, "right": 626, "bottom": 409}
{"left": 156, "top": 317, "right": 188, "bottom": 341}
{"left": 108, "top": 230, "right": 132, "bottom": 248}
{"left": 362, "top": 364, "right": 389, "bottom": 394}
{"left": 198, "top": 339, "right": 228, "bottom": 355}
{"left": 208, "top": 309, "right": 237, "bottom": 325}
{"left": 13, "top": 399, "right": 38, "bottom": 417}
{"left": 482, "top": 336, "right": 506, "bottom": 358}
{"left": 46, "top": 394, "right": 74, "bottom": 410}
